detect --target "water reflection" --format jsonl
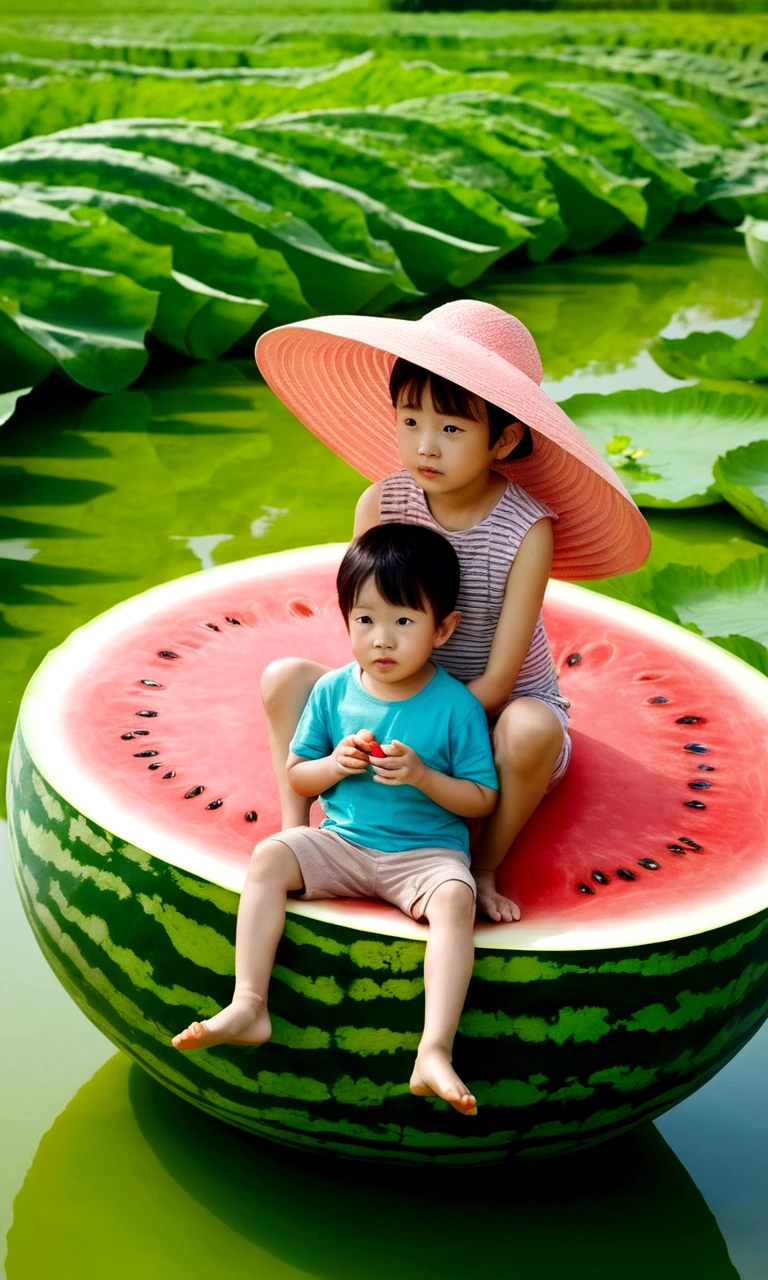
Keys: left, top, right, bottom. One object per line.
{"left": 7, "top": 1054, "right": 738, "bottom": 1280}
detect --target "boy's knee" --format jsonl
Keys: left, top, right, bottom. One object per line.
{"left": 426, "top": 879, "right": 475, "bottom": 920}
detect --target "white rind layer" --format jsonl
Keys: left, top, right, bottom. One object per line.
{"left": 16, "top": 543, "right": 768, "bottom": 952}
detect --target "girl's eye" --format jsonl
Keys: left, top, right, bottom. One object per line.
{"left": 354, "top": 615, "right": 372, "bottom": 625}
{"left": 443, "top": 424, "right": 460, "bottom": 434}
{"left": 403, "top": 417, "right": 416, "bottom": 427}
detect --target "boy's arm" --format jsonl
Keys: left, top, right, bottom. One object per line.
{"left": 352, "top": 482, "right": 382, "bottom": 537}
{"left": 372, "top": 742, "right": 497, "bottom": 818}
{"left": 467, "top": 518, "right": 554, "bottom": 714}
{"left": 286, "top": 734, "right": 372, "bottom": 796}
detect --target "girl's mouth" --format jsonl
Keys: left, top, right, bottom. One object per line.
{"left": 418, "top": 467, "right": 441, "bottom": 478}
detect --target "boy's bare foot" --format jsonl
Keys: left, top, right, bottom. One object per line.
{"left": 474, "top": 874, "right": 521, "bottom": 923}
{"left": 172, "top": 996, "right": 271, "bottom": 1051}
{"left": 410, "top": 1047, "right": 477, "bottom": 1116}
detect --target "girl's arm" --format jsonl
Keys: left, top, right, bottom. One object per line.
{"left": 352, "top": 482, "right": 383, "bottom": 537}
{"left": 467, "top": 518, "right": 554, "bottom": 714}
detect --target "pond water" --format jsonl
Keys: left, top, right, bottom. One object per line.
{"left": 2, "top": 225, "right": 768, "bottom": 1278}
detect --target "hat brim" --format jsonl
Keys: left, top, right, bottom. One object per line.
{"left": 255, "top": 314, "right": 650, "bottom": 580}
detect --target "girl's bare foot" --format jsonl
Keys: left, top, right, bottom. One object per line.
{"left": 172, "top": 995, "right": 271, "bottom": 1051}
{"left": 474, "top": 873, "right": 521, "bottom": 923}
{"left": 410, "top": 1046, "right": 477, "bottom": 1115}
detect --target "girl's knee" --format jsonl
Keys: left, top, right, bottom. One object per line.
{"left": 260, "top": 657, "right": 313, "bottom": 707}
{"left": 493, "top": 701, "right": 563, "bottom": 772}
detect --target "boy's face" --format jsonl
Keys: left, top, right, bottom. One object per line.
{"left": 395, "top": 386, "right": 522, "bottom": 494}
{"left": 347, "top": 577, "right": 458, "bottom": 690}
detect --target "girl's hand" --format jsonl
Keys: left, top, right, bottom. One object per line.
{"left": 333, "top": 732, "right": 374, "bottom": 777}
{"left": 371, "top": 739, "right": 427, "bottom": 788}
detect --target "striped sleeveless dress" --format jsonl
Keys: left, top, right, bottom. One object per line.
{"left": 380, "top": 470, "right": 571, "bottom": 787}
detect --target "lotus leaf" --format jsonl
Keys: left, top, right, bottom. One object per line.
{"left": 742, "top": 216, "right": 768, "bottom": 283}
{"left": 654, "top": 556, "right": 768, "bottom": 668}
{"left": 0, "top": 387, "right": 31, "bottom": 427}
{"left": 713, "top": 441, "right": 768, "bottom": 534}
{"left": 559, "top": 385, "right": 768, "bottom": 508}
{"left": 0, "top": 138, "right": 393, "bottom": 315}
{"left": 650, "top": 307, "right": 768, "bottom": 383}
{"left": 0, "top": 238, "right": 156, "bottom": 393}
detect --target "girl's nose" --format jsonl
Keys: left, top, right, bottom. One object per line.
{"left": 416, "top": 429, "right": 440, "bottom": 457}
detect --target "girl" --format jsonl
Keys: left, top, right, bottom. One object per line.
{"left": 255, "top": 299, "right": 650, "bottom": 922}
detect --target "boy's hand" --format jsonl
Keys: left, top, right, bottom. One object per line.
{"left": 371, "top": 739, "right": 427, "bottom": 788}
{"left": 333, "top": 732, "right": 375, "bottom": 777}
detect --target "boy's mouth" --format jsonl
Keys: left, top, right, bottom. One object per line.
{"left": 373, "top": 658, "right": 396, "bottom": 669}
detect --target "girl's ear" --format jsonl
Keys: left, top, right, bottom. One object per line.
{"left": 432, "top": 609, "right": 461, "bottom": 648}
{"left": 494, "top": 419, "right": 524, "bottom": 461}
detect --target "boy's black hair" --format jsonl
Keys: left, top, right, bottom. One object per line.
{"left": 389, "top": 357, "right": 533, "bottom": 461}
{"left": 337, "top": 523, "right": 460, "bottom": 625}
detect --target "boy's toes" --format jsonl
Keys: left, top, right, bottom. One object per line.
{"left": 172, "top": 1021, "right": 211, "bottom": 1051}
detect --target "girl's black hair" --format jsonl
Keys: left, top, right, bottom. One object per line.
{"left": 389, "top": 357, "right": 533, "bottom": 461}
{"left": 337, "top": 523, "right": 460, "bottom": 625}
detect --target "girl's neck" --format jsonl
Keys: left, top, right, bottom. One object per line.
{"left": 423, "top": 470, "right": 506, "bottom": 532}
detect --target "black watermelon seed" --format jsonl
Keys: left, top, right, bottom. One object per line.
{"left": 685, "top": 800, "right": 706, "bottom": 809}
{"left": 676, "top": 716, "right": 702, "bottom": 725}
{"left": 648, "top": 696, "right": 669, "bottom": 704}
{"left": 667, "top": 844, "right": 686, "bottom": 854}
{"left": 688, "top": 780, "right": 712, "bottom": 790}
{"left": 616, "top": 868, "right": 637, "bottom": 881}
{"left": 133, "top": 729, "right": 150, "bottom": 736}
{"left": 679, "top": 837, "right": 702, "bottom": 850}
{"left": 578, "top": 883, "right": 595, "bottom": 895}
{"left": 697, "top": 764, "right": 715, "bottom": 771}
{"left": 638, "top": 858, "right": 660, "bottom": 871}
{"left": 245, "top": 810, "right": 258, "bottom": 822}
{"left": 184, "top": 786, "right": 205, "bottom": 799}
{"left": 120, "top": 732, "right": 134, "bottom": 740}
{"left": 158, "top": 651, "right": 179, "bottom": 659}
{"left": 591, "top": 871, "right": 609, "bottom": 885}
{"left": 148, "top": 763, "right": 162, "bottom": 771}
{"left": 684, "top": 743, "right": 709, "bottom": 754}
{"left": 225, "top": 617, "right": 241, "bottom": 626}
{"left": 133, "top": 750, "right": 158, "bottom": 758}
{"left": 206, "top": 799, "right": 223, "bottom": 810}
{"left": 204, "top": 623, "right": 221, "bottom": 632}
{"left": 566, "top": 653, "right": 582, "bottom": 666}
{"left": 136, "top": 710, "right": 158, "bottom": 718}
{"left": 140, "top": 679, "right": 164, "bottom": 688}
{"left": 162, "top": 771, "right": 176, "bottom": 780}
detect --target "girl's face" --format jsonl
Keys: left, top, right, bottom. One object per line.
{"left": 395, "top": 385, "right": 522, "bottom": 495}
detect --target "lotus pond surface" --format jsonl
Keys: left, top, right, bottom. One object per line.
{"left": 3, "top": 229, "right": 768, "bottom": 1278}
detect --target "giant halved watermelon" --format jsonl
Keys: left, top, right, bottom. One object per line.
{"left": 7, "top": 544, "right": 768, "bottom": 1163}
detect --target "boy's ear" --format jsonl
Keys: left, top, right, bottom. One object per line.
{"left": 433, "top": 609, "right": 461, "bottom": 648}
{"left": 494, "top": 419, "right": 524, "bottom": 461}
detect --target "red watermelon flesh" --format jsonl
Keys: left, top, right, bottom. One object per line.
{"left": 26, "top": 543, "right": 768, "bottom": 953}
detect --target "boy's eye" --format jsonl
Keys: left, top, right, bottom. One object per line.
{"left": 396, "top": 617, "right": 413, "bottom": 626}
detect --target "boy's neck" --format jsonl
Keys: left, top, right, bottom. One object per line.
{"left": 423, "top": 470, "right": 506, "bottom": 532}
{"left": 359, "top": 661, "right": 437, "bottom": 702}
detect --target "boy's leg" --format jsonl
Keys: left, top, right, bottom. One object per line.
{"left": 261, "top": 657, "right": 329, "bottom": 828}
{"left": 410, "top": 879, "right": 477, "bottom": 1116}
{"left": 172, "top": 837, "right": 304, "bottom": 1051}
{"left": 472, "top": 698, "right": 564, "bottom": 924}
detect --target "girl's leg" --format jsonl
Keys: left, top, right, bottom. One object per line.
{"left": 410, "top": 880, "right": 477, "bottom": 1116}
{"left": 261, "top": 657, "right": 329, "bottom": 828}
{"left": 172, "top": 837, "right": 304, "bottom": 1050}
{"left": 472, "top": 698, "right": 564, "bottom": 924}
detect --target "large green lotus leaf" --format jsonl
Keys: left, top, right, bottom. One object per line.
{"left": 4, "top": 1055, "right": 740, "bottom": 1280}
{"left": 709, "top": 632, "right": 768, "bottom": 678}
{"left": 0, "top": 386, "right": 31, "bottom": 426}
{"left": 559, "top": 385, "right": 768, "bottom": 508}
{"left": 0, "top": 238, "right": 156, "bottom": 393}
{"left": 234, "top": 116, "right": 529, "bottom": 286}
{"left": 650, "top": 306, "right": 768, "bottom": 382}
{"left": 235, "top": 110, "right": 532, "bottom": 260}
{"left": 742, "top": 216, "right": 768, "bottom": 283}
{"left": 705, "top": 152, "right": 768, "bottom": 226}
{"left": 49, "top": 118, "right": 419, "bottom": 308}
{"left": 0, "top": 188, "right": 265, "bottom": 360}
{"left": 0, "top": 47, "right": 378, "bottom": 85}
{"left": 654, "top": 554, "right": 768, "bottom": 655}
{"left": 714, "top": 440, "right": 768, "bottom": 533}
{"left": 16, "top": 180, "right": 309, "bottom": 330}
{"left": 0, "top": 138, "right": 393, "bottom": 315}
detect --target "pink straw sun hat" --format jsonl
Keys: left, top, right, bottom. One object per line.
{"left": 255, "top": 299, "right": 650, "bottom": 580}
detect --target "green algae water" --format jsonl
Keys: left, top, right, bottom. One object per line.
{"left": 3, "top": 228, "right": 768, "bottom": 1277}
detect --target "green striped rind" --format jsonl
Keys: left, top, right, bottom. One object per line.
{"left": 8, "top": 725, "right": 768, "bottom": 1163}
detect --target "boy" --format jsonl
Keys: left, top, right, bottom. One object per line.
{"left": 173, "top": 523, "right": 498, "bottom": 1116}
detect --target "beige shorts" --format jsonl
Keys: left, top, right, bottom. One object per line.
{"left": 274, "top": 826, "right": 476, "bottom": 921}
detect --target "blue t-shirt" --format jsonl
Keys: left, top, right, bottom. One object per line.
{"left": 290, "top": 662, "right": 498, "bottom": 856}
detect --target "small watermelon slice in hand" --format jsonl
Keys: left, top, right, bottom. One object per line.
{"left": 8, "top": 544, "right": 768, "bottom": 1163}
